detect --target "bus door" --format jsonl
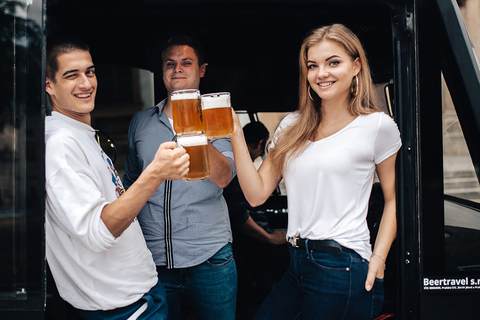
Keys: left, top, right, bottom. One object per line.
{"left": 0, "top": 0, "right": 46, "bottom": 319}
{"left": 410, "top": 0, "right": 480, "bottom": 318}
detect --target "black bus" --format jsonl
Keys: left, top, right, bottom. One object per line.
{"left": 1, "top": 0, "right": 480, "bottom": 318}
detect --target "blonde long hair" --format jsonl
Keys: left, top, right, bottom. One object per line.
{"left": 270, "top": 24, "right": 379, "bottom": 173}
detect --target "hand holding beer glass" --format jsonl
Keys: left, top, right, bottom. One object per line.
{"left": 171, "top": 90, "right": 234, "bottom": 181}
{"left": 171, "top": 89, "right": 203, "bottom": 135}
{"left": 176, "top": 134, "right": 211, "bottom": 181}
{"left": 201, "top": 92, "right": 234, "bottom": 139}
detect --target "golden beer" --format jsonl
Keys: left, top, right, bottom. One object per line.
{"left": 171, "top": 89, "right": 203, "bottom": 135}
{"left": 177, "top": 134, "right": 210, "bottom": 181}
{"left": 201, "top": 92, "right": 234, "bottom": 139}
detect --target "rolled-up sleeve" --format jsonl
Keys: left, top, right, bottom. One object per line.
{"left": 46, "top": 167, "right": 117, "bottom": 252}
{"left": 45, "top": 129, "right": 118, "bottom": 252}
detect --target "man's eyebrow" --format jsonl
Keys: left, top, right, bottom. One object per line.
{"left": 62, "top": 65, "right": 95, "bottom": 77}
{"left": 62, "top": 69, "right": 79, "bottom": 77}
{"left": 165, "top": 57, "right": 194, "bottom": 63}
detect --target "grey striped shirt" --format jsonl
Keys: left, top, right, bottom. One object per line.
{"left": 124, "top": 99, "right": 235, "bottom": 268}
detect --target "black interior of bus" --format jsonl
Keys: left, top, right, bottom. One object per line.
{"left": 46, "top": 0, "right": 395, "bottom": 112}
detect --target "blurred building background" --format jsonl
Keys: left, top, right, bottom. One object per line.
{"left": 442, "top": 0, "right": 480, "bottom": 202}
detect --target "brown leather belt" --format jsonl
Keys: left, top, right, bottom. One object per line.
{"left": 288, "top": 237, "right": 344, "bottom": 255}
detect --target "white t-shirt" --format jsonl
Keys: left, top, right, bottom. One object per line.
{"left": 273, "top": 112, "right": 402, "bottom": 260}
{"left": 45, "top": 112, "right": 157, "bottom": 310}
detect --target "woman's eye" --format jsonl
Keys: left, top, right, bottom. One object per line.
{"left": 307, "top": 64, "right": 316, "bottom": 69}
{"left": 330, "top": 61, "right": 340, "bottom": 66}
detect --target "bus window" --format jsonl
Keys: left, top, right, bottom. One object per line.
{"left": 442, "top": 73, "right": 480, "bottom": 273}
{"left": 442, "top": 75, "right": 480, "bottom": 203}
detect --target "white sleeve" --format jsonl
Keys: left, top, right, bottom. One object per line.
{"left": 46, "top": 133, "right": 117, "bottom": 253}
{"left": 374, "top": 113, "right": 402, "bottom": 164}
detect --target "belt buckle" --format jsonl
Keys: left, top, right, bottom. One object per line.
{"left": 290, "top": 237, "right": 300, "bottom": 248}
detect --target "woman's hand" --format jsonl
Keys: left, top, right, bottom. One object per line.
{"left": 365, "top": 153, "right": 398, "bottom": 291}
{"left": 231, "top": 107, "right": 243, "bottom": 136}
{"left": 365, "top": 253, "right": 386, "bottom": 291}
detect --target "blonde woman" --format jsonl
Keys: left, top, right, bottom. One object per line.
{"left": 230, "top": 24, "right": 401, "bottom": 319}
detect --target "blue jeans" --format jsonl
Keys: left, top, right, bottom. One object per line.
{"left": 76, "top": 279, "right": 168, "bottom": 320}
{"left": 156, "top": 243, "right": 237, "bottom": 320}
{"left": 253, "top": 243, "right": 384, "bottom": 320}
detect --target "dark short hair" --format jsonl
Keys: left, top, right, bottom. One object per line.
{"left": 46, "top": 36, "right": 90, "bottom": 82}
{"left": 161, "top": 35, "right": 205, "bottom": 66}
{"left": 243, "top": 121, "right": 269, "bottom": 149}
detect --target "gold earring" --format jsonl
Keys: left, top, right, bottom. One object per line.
{"left": 308, "top": 86, "right": 314, "bottom": 101}
{"left": 352, "top": 75, "right": 359, "bottom": 98}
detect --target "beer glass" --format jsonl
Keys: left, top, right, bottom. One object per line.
{"left": 171, "top": 89, "right": 203, "bottom": 135}
{"left": 201, "top": 92, "right": 234, "bottom": 139}
{"left": 177, "top": 134, "right": 210, "bottom": 181}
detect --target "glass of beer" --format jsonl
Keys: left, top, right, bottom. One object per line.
{"left": 176, "top": 134, "right": 210, "bottom": 181}
{"left": 171, "top": 89, "right": 203, "bottom": 136}
{"left": 201, "top": 92, "right": 234, "bottom": 139}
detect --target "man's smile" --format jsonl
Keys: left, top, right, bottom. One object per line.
{"left": 74, "top": 92, "right": 93, "bottom": 99}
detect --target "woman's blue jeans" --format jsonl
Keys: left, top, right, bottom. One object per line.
{"left": 156, "top": 243, "right": 237, "bottom": 320}
{"left": 253, "top": 243, "right": 384, "bottom": 320}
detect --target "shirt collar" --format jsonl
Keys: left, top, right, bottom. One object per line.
{"left": 51, "top": 111, "right": 95, "bottom": 133}
{"left": 154, "top": 98, "right": 175, "bottom": 133}
{"left": 155, "top": 98, "right": 167, "bottom": 114}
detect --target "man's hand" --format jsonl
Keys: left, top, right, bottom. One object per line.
{"left": 241, "top": 216, "right": 287, "bottom": 245}
{"left": 266, "top": 229, "right": 287, "bottom": 245}
{"left": 152, "top": 141, "right": 190, "bottom": 181}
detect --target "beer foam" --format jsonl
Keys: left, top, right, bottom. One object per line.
{"left": 177, "top": 135, "right": 208, "bottom": 147}
{"left": 201, "top": 93, "right": 230, "bottom": 109}
{"left": 171, "top": 91, "right": 200, "bottom": 100}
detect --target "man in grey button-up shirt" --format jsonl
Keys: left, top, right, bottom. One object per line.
{"left": 124, "top": 35, "right": 237, "bottom": 320}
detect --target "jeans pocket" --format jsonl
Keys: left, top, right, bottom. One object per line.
{"left": 371, "top": 277, "right": 385, "bottom": 318}
{"left": 308, "top": 250, "right": 350, "bottom": 271}
{"left": 206, "top": 243, "right": 234, "bottom": 267}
